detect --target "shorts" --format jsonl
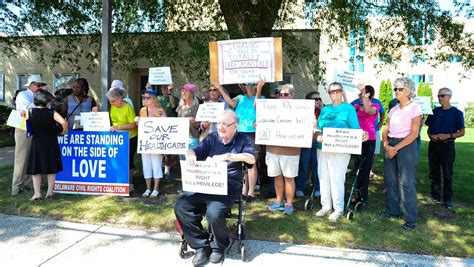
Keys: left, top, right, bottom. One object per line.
{"left": 374, "top": 130, "right": 381, "bottom": 155}
{"left": 265, "top": 151, "right": 299, "bottom": 178}
{"left": 241, "top": 132, "right": 261, "bottom": 152}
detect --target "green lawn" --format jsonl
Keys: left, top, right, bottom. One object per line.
{"left": 0, "top": 129, "right": 473, "bottom": 257}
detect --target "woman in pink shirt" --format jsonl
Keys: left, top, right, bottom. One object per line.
{"left": 382, "top": 77, "right": 422, "bottom": 230}
{"left": 352, "top": 84, "right": 380, "bottom": 207}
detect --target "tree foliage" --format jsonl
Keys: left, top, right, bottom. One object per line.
{"left": 379, "top": 79, "right": 393, "bottom": 120}
{"left": 417, "top": 82, "right": 434, "bottom": 107}
{"left": 0, "top": 1, "right": 472, "bottom": 81}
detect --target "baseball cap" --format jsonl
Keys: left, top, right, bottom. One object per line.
{"left": 180, "top": 83, "right": 196, "bottom": 92}
{"left": 142, "top": 89, "right": 157, "bottom": 96}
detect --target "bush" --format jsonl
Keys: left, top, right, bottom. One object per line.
{"left": 0, "top": 105, "right": 13, "bottom": 128}
{"left": 465, "top": 102, "right": 474, "bottom": 127}
{"left": 417, "top": 82, "right": 433, "bottom": 107}
{"left": 379, "top": 79, "right": 392, "bottom": 124}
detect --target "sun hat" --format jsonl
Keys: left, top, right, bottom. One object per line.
{"left": 24, "top": 74, "right": 47, "bottom": 87}
{"left": 180, "top": 83, "right": 196, "bottom": 92}
{"left": 142, "top": 89, "right": 158, "bottom": 97}
{"left": 110, "top": 80, "right": 127, "bottom": 91}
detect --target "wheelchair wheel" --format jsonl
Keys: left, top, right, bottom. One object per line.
{"left": 304, "top": 199, "right": 313, "bottom": 211}
{"left": 179, "top": 240, "right": 194, "bottom": 259}
{"left": 354, "top": 202, "right": 364, "bottom": 212}
{"left": 346, "top": 211, "right": 354, "bottom": 221}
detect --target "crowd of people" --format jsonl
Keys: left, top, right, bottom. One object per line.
{"left": 10, "top": 74, "right": 465, "bottom": 265}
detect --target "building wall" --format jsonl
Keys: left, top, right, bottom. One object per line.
{"left": 0, "top": 30, "right": 320, "bottom": 111}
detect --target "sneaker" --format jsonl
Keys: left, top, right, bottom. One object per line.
{"left": 403, "top": 222, "right": 416, "bottom": 230}
{"left": 192, "top": 247, "right": 211, "bottom": 266}
{"left": 328, "top": 211, "right": 342, "bottom": 222}
{"left": 209, "top": 249, "right": 225, "bottom": 264}
{"left": 295, "top": 190, "right": 304, "bottom": 197}
{"left": 443, "top": 200, "right": 453, "bottom": 209}
{"left": 244, "top": 195, "right": 254, "bottom": 204}
{"left": 267, "top": 202, "right": 285, "bottom": 211}
{"left": 427, "top": 197, "right": 442, "bottom": 204}
{"left": 315, "top": 209, "right": 331, "bottom": 217}
{"left": 313, "top": 190, "right": 321, "bottom": 197}
{"left": 283, "top": 205, "right": 294, "bottom": 215}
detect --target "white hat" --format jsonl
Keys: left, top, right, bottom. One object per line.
{"left": 110, "top": 80, "right": 127, "bottom": 91}
{"left": 24, "top": 74, "right": 47, "bottom": 87}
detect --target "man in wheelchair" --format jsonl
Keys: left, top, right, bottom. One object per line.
{"left": 174, "top": 110, "right": 256, "bottom": 266}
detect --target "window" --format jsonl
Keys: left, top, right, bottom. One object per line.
{"left": 411, "top": 74, "right": 425, "bottom": 84}
{"left": 17, "top": 74, "right": 40, "bottom": 91}
{"left": 349, "top": 26, "right": 365, "bottom": 72}
{"left": 53, "top": 73, "right": 79, "bottom": 92}
{"left": 408, "top": 19, "right": 434, "bottom": 46}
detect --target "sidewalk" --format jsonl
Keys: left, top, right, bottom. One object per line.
{"left": 0, "top": 146, "right": 14, "bottom": 167}
{"left": 0, "top": 214, "right": 472, "bottom": 267}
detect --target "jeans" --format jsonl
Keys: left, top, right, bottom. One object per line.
{"left": 296, "top": 140, "right": 319, "bottom": 192}
{"left": 384, "top": 138, "right": 418, "bottom": 224}
{"left": 428, "top": 141, "right": 455, "bottom": 202}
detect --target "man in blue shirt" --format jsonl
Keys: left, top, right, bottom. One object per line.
{"left": 425, "top": 88, "right": 465, "bottom": 209}
{"left": 174, "top": 109, "right": 255, "bottom": 266}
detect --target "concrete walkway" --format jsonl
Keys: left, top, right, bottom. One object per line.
{"left": 0, "top": 214, "right": 472, "bottom": 267}
{"left": 0, "top": 146, "right": 14, "bottom": 167}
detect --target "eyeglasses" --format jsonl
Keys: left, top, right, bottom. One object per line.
{"left": 208, "top": 88, "right": 218, "bottom": 92}
{"left": 437, "top": 94, "right": 451, "bottom": 98}
{"left": 329, "top": 89, "right": 342, "bottom": 95}
{"left": 279, "top": 92, "right": 290, "bottom": 97}
{"left": 393, "top": 87, "right": 406, "bottom": 92}
{"left": 142, "top": 96, "right": 152, "bottom": 100}
{"left": 217, "top": 122, "right": 236, "bottom": 128}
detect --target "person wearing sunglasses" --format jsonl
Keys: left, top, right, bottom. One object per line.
{"left": 135, "top": 89, "right": 167, "bottom": 198}
{"left": 314, "top": 82, "right": 366, "bottom": 222}
{"left": 382, "top": 77, "right": 422, "bottom": 230}
{"left": 425, "top": 88, "right": 465, "bottom": 209}
{"left": 296, "top": 91, "right": 323, "bottom": 198}
{"left": 198, "top": 84, "right": 231, "bottom": 141}
{"left": 265, "top": 84, "right": 300, "bottom": 215}
{"left": 216, "top": 79, "right": 265, "bottom": 204}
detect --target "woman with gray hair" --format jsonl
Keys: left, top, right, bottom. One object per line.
{"left": 382, "top": 77, "right": 422, "bottom": 230}
{"left": 107, "top": 87, "right": 138, "bottom": 194}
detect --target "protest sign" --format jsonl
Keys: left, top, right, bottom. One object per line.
{"left": 81, "top": 112, "right": 111, "bottom": 132}
{"left": 149, "top": 67, "right": 172, "bottom": 85}
{"left": 209, "top": 37, "right": 282, "bottom": 84}
{"left": 322, "top": 128, "right": 363, "bottom": 155}
{"left": 137, "top": 117, "right": 189, "bottom": 155}
{"left": 180, "top": 161, "right": 228, "bottom": 195}
{"left": 255, "top": 99, "right": 314, "bottom": 148}
{"left": 195, "top": 102, "right": 225, "bottom": 122}
{"left": 412, "top": 96, "right": 433, "bottom": 115}
{"left": 333, "top": 70, "right": 365, "bottom": 94}
{"left": 55, "top": 131, "right": 129, "bottom": 196}
{"left": 6, "top": 109, "right": 26, "bottom": 130}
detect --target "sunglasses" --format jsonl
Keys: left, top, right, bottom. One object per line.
{"left": 437, "top": 94, "right": 450, "bottom": 98}
{"left": 208, "top": 88, "right": 218, "bottom": 92}
{"left": 393, "top": 87, "right": 406, "bottom": 92}
{"left": 329, "top": 89, "right": 342, "bottom": 95}
{"left": 279, "top": 92, "right": 290, "bottom": 97}
{"left": 313, "top": 97, "right": 322, "bottom": 101}
{"left": 142, "top": 96, "right": 152, "bottom": 100}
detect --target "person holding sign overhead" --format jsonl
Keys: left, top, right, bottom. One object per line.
{"left": 177, "top": 83, "right": 201, "bottom": 152}
{"left": 382, "top": 77, "right": 422, "bottom": 230}
{"left": 60, "top": 78, "right": 98, "bottom": 130}
{"left": 107, "top": 88, "right": 138, "bottom": 193}
{"left": 135, "top": 89, "right": 167, "bottom": 198}
{"left": 217, "top": 79, "right": 265, "bottom": 203}
{"left": 314, "top": 82, "right": 366, "bottom": 222}
{"left": 174, "top": 109, "right": 255, "bottom": 265}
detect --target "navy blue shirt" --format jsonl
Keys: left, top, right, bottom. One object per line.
{"left": 425, "top": 106, "right": 464, "bottom": 135}
{"left": 194, "top": 132, "right": 255, "bottom": 191}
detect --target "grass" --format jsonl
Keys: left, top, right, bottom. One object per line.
{"left": 0, "top": 129, "right": 473, "bottom": 257}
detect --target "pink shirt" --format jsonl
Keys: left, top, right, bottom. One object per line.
{"left": 354, "top": 102, "right": 380, "bottom": 140}
{"left": 388, "top": 102, "right": 422, "bottom": 138}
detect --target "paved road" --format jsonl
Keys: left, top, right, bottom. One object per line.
{"left": 0, "top": 214, "right": 472, "bottom": 267}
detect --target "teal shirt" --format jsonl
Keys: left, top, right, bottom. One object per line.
{"left": 316, "top": 102, "right": 360, "bottom": 149}
{"left": 235, "top": 94, "right": 265, "bottom": 133}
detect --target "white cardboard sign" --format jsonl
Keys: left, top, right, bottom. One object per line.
{"left": 195, "top": 102, "right": 225, "bottom": 123}
{"left": 322, "top": 128, "right": 363, "bottom": 155}
{"left": 255, "top": 99, "right": 315, "bottom": 148}
{"left": 412, "top": 96, "right": 433, "bottom": 115}
{"left": 217, "top": 37, "right": 275, "bottom": 85}
{"left": 137, "top": 117, "right": 189, "bottom": 155}
{"left": 180, "top": 161, "right": 228, "bottom": 195}
{"left": 149, "top": 67, "right": 172, "bottom": 85}
{"left": 81, "top": 112, "right": 111, "bottom": 132}
{"left": 333, "top": 70, "right": 364, "bottom": 94}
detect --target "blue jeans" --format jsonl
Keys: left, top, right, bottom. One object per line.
{"left": 296, "top": 140, "right": 319, "bottom": 192}
{"left": 384, "top": 138, "right": 418, "bottom": 224}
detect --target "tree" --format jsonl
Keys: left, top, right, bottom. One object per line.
{"left": 1, "top": 1, "right": 472, "bottom": 79}
{"left": 417, "top": 82, "right": 434, "bottom": 107}
{"left": 379, "top": 79, "right": 392, "bottom": 123}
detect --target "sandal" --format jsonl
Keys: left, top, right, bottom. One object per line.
{"left": 150, "top": 190, "right": 160, "bottom": 198}
{"left": 142, "top": 190, "right": 151, "bottom": 197}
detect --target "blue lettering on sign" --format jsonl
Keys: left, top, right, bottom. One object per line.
{"left": 56, "top": 131, "right": 129, "bottom": 184}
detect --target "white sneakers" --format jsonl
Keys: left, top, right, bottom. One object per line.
{"left": 316, "top": 209, "right": 342, "bottom": 222}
